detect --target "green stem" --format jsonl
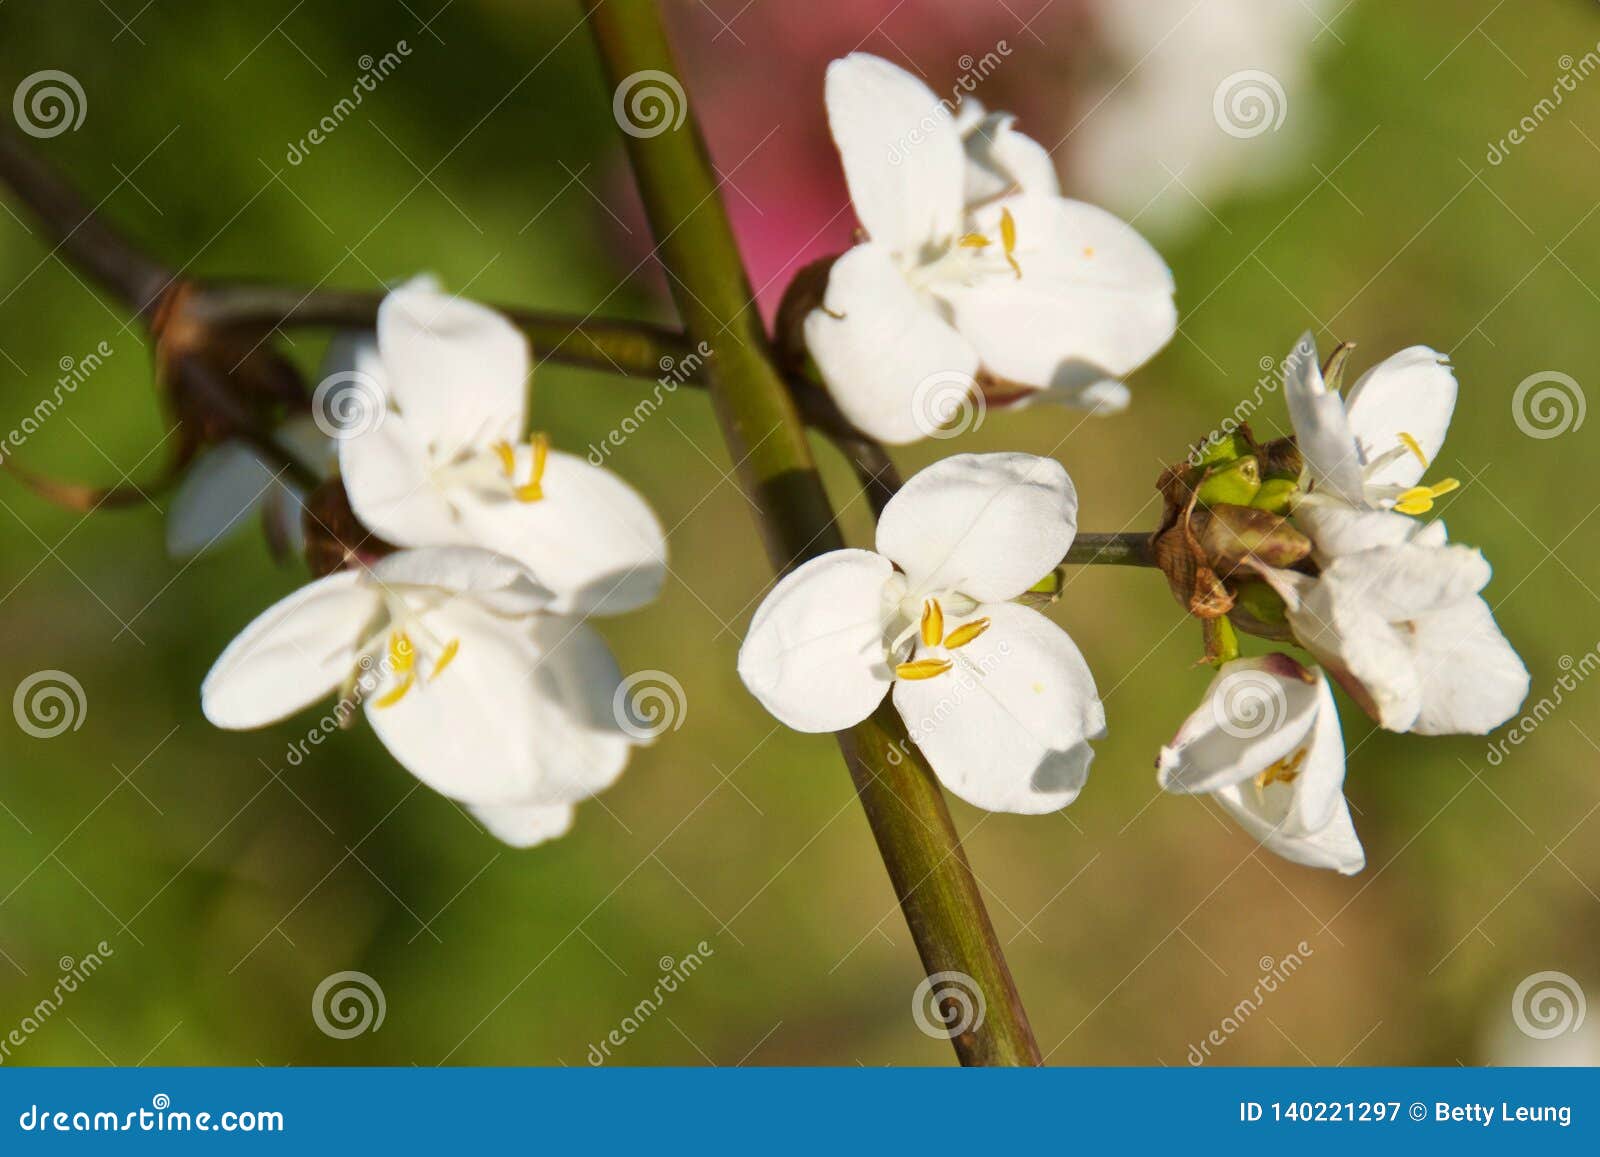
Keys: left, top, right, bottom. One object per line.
{"left": 1064, "top": 532, "right": 1157, "bottom": 567}
{"left": 585, "top": 0, "right": 1040, "bottom": 1066}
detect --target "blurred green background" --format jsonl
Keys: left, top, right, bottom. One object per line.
{"left": 0, "top": 0, "right": 1595, "bottom": 1066}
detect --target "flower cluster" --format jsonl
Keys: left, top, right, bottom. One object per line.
{"left": 202, "top": 283, "right": 668, "bottom": 847}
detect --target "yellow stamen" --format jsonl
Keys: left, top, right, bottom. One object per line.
{"left": 958, "top": 232, "right": 991, "bottom": 249}
{"left": 493, "top": 440, "right": 517, "bottom": 477}
{"left": 1254, "top": 747, "right": 1307, "bottom": 791}
{"left": 895, "top": 658, "right": 953, "bottom": 681}
{"left": 388, "top": 631, "right": 415, "bottom": 674}
{"left": 1393, "top": 477, "right": 1461, "bottom": 516}
{"left": 919, "top": 599, "right": 944, "bottom": 648}
{"left": 513, "top": 432, "right": 550, "bottom": 502}
{"left": 432, "top": 638, "right": 461, "bottom": 678}
{"left": 942, "top": 617, "right": 992, "bottom": 650}
{"left": 372, "top": 674, "right": 415, "bottom": 709}
{"left": 1397, "top": 431, "right": 1429, "bottom": 468}
{"left": 1082, "top": 246, "right": 1095, "bottom": 258}
{"left": 999, "top": 206, "right": 1021, "bottom": 278}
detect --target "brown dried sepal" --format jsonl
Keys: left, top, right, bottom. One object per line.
{"left": 302, "top": 476, "right": 395, "bottom": 578}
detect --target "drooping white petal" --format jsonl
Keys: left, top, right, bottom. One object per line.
{"left": 468, "top": 800, "right": 576, "bottom": 848}
{"left": 876, "top": 452, "right": 1077, "bottom": 603}
{"left": 1213, "top": 781, "right": 1365, "bottom": 875}
{"left": 1157, "top": 655, "right": 1322, "bottom": 796}
{"left": 1281, "top": 568, "right": 1422, "bottom": 732}
{"left": 961, "top": 112, "right": 1061, "bottom": 203}
{"left": 521, "top": 615, "right": 634, "bottom": 802}
{"left": 1409, "top": 596, "right": 1529, "bottom": 735}
{"left": 368, "top": 545, "right": 551, "bottom": 614}
{"left": 453, "top": 449, "right": 667, "bottom": 616}
{"left": 737, "top": 549, "right": 895, "bottom": 733}
{"left": 338, "top": 414, "right": 464, "bottom": 546}
{"left": 805, "top": 243, "right": 979, "bottom": 445}
{"left": 166, "top": 442, "right": 285, "bottom": 558}
{"left": 893, "top": 602, "right": 1103, "bottom": 814}
{"left": 202, "top": 571, "right": 380, "bottom": 729}
{"left": 824, "top": 53, "right": 965, "bottom": 255}
{"left": 377, "top": 283, "right": 528, "bottom": 456}
{"left": 1344, "top": 346, "right": 1457, "bottom": 491}
{"left": 1282, "top": 332, "right": 1365, "bottom": 505}
{"left": 940, "top": 196, "right": 1177, "bottom": 392}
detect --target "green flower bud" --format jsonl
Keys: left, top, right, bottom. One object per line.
{"left": 1251, "top": 477, "right": 1299, "bottom": 515}
{"left": 1195, "top": 503, "right": 1311, "bottom": 571}
{"left": 1191, "top": 430, "right": 1254, "bottom": 469}
{"left": 1193, "top": 456, "right": 1261, "bottom": 507}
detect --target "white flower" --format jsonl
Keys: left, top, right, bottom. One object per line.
{"left": 166, "top": 415, "right": 329, "bottom": 559}
{"left": 202, "top": 546, "right": 634, "bottom": 847}
{"left": 1256, "top": 512, "right": 1529, "bottom": 736}
{"left": 737, "top": 452, "right": 1104, "bottom": 814}
{"left": 336, "top": 282, "right": 667, "bottom": 616}
{"left": 804, "top": 54, "right": 1177, "bottom": 444}
{"left": 1158, "top": 654, "right": 1363, "bottom": 875}
{"left": 1282, "top": 331, "right": 1460, "bottom": 516}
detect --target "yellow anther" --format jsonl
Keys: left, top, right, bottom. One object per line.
{"left": 1082, "top": 246, "right": 1095, "bottom": 258}
{"left": 1254, "top": 747, "right": 1307, "bottom": 791}
{"left": 388, "top": 631, "right": 415, "bottom": 674}
{"left": 1393, "top": 477, "right": 1460, "bottom": 516}
{"left": 919, "top": 600, "right": 944, "bottom": 648}
{"left": 958, "top": 232, "right": 991, "bottom": 249}
{"left": 942, "top": 617, "right": 992, "bottom": 650}
{"left": 493, "top": 440, "right": 517, "bottom": 478}
{"left": 513, "top": 432, "right": 550, "bottom": 503}
{"left": 1397, "top": 431, "right": 1429, "bottom": 468}
{"left": 999, "top": 206, "right": 1021, "bottom": 278}
{"left": 432, "top": 638, "right": 461, "bottom": 678}
{"left": 372, "top": 674, "right": 415, "bottom": 709}
{"left": 895, "top": 658, "right": 953, "bottom": 681}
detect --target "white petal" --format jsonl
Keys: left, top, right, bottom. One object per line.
{"left": 1320, "top": 542, "right": 1490, "bottom": 624}
{"left": 377, "top": 284, "right": 527, "bottom": 455}
{"left": 1294, "top": 499, "right": 1429, "bottom": 562}
{"left": 1410, "top": 596, "right": 1529, "bottom": 735}
{"left": 876, "top": 452, "right": 1077, "bottom": 603}
{"left": 1344, "top": 346, "right": 1457, "bottom": 491}
{"left": 202, "top": 571, "right": 379, "bottom": 729}
{"left": 737, "top": 549, "right": 895, "bottom": 733}
{"left": 1157, "top": 655, "right": 1321, "bottom": 796}
{"left": 1214, "top": 784, "right": 1365, "bottom": 875}
{"left": 1282, "top": 332, "right": 1365, "bottom": 505}
{"left": 939, "top": 195, "right": 1176, "bottom": 393}
{"left": 522, "top": 615, "right": 634, "bottom": 802}
{"left": 962, "top": 113, "right": 1061, "bottom": 203}
{"left": 454, "top": 449, "right": 667, "bottom": 616}
{"left": 824, "top": 53, "right": 964, "bottom": 254}
{"left": 338, "top": 414, "right": 464, "bottom": 546}
{"left": 805, "top": 243, "right": 979, "bottom": 445}
{"left": 166, "top": 442, "right": 282, "bottom": 558}
{"left": 468, "top": 801, "right": 576, "bottom": 848}
{"left": 893, "top": 603, "right": 1103, "bottom": 814}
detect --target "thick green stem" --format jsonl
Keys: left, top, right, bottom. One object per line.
{"left": 584, "top": 0, "right": 1040, "bottom": 1066}
{"left": 1065, "top": 531, "right": 1156, "bottom": 567}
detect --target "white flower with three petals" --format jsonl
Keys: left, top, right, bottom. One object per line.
{"left": 738, "top": 453, "right": 1104, "bottom": 814}
{"left": 804, "top": 53, "right": 1178, "bottom": 444}
{"left": 1158, "top": 654, "right": 1364, "bottom": 875}
{"left": 203, "top": 546, "right": 635, "bottom": 847}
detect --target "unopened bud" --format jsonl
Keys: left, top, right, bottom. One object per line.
{"left": 1191, "top": 430, "right": 1253, "bottom": 469}
{"left": 1194, "top": 503, "right": 1311, "bottom": 572}
{"left": 1251, "top": 477, "right": 1299, "bottom": 515}
{"left": 1321, "top": 340, "right": 1357, "bottom": 393}
{"left": 1230, "top": 579, "right": 1292, "bottom": 640}
{"left": 1193, "top": 456, "right": 1261, "bottom": 507}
